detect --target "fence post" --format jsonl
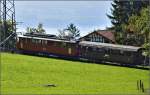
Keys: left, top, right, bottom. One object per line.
{"left": 141, "top": 81, "right": 145, "bottom": 93}
{"left": 140, "top": 80, "right": 142, "bottom": 90}
{"left": 137, "top": 80, "right": 139, "bottom": 90}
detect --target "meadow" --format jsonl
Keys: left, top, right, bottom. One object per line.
{"left": 1, "top": 53, "right": 149, "bottom": 94}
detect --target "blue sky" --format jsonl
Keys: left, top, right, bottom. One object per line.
{"left": 15, "top": 1, "right": 112, "bottom": 36}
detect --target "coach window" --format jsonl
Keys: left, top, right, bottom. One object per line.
{"left": 53, "top": 42, "right": 56, "bottom": 47}
{"left": 37, "top": 40, "right": 40, "bottom": 44}
{"left": 112, "top": 50, "right": 119, "bottom": 55}
{"left": 120, "top": 50, "right": 124, "bottom": 55}
{"left": 98, "top": 48, "right": 102, "bottom": 53}
{"left": 32, "top": 39, "right": 34, "bottom": 43}
{"left": 86, "top": 47, "right": 89, "bottom": 51}
{"left": 108, "top": 49, "right": 111, "bottom": 54}
{"left": 41, "top": 40, "right": 44, "bottom": 45}
{"left": 90, "top": 47, "right": 93, "bottom": 51}
{"left": 42, "top": 40, "right": 45, "bottom": 45}
{"left": 60, "top": 42, "right": 66, "bottom": 47}
{"left": 35, "top": 39, "right": 38, "bottom": 44}
{"left": 104, "top": 48, "right": 109, "bottom": 54}
{"left": 45, "top": 40, "right": 47, "bottom": 45}
{"left": 109, "top": 49, "right": 112, "bottom": 54}
{"left": 92, "top": 47, "right": 97, "bottom": 51}
{"left": 125, "top": 51, "right": 131, "bottom": 56}
{"left": 21, "top": 38, "right": 23, "bottom": 41}
{"left": 35, "top": 39, "right": 37, "bottom": 44}
{"left": 56, "top": 42, "right": 60, "bottom": 47}
{"left": 25, "top": 38, "right": 28, "bottom": 43}
{"left": 34, "top": 39, "right": 36, "bottom": 44}
{"left": 39, "top": 40, "right": 41, "bottom": 44}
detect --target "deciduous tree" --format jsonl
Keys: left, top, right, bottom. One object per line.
{"left": 58, "top": 23, "right": 80, "bottom": 41}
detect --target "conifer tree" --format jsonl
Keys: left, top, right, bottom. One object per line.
{"left": 107, "top": 0, "right": 149, "bottom": 44}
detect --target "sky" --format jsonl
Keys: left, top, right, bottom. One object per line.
{"left": 15, "top": 1, "right": 112, "bottom": 37}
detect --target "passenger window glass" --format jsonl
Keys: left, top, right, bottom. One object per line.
{"left": 120, "top": 50, "right": 124, "bottom": 55}
{"left": 112, "top": 50, "right": 119, "bottom": 55}
{"left": 39, "top": 40, "right": 41, "bottom": 44}
{"left": 93, "top": 47, "right": 97, "bottom": 51}
{"left": 25, "top": 39, "right": 27, "bottom": 43}
{"left": 45, "top": 40, "right": 47, "bottom": 45}
{"left": 125, "top": 51, "right": 131, "bottom": 56}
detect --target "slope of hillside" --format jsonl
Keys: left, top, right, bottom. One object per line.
{"left": 1, "top": 53, "right": 149, "bottom": 94}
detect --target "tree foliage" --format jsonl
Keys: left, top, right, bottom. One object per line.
{"left": 107, "top": 0, "right": 149, "bottom": 44}
{"left": 125, "top": 6, "right": 150, "bottom": 56}
{"left": 37, "top": 23, "right": 46, "bottom": 33}
{"left": 58, "top": 23, "right": 80, "bottom": 41}
{"left": 0, "top": 20, "right": 16, "bottom": 51}
{"left": 26, "top": 23, "right": 45, "bottom": 34}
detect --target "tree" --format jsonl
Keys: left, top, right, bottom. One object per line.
{"left": 125, "top": 6, "right": 149, "bottom": 43}
{"left": 124, "top": 6, "right": 150, "bottom": 56}
{"left": 26, "top": 23, "right": 45, "bottom": 34}
{"left": 107, "top": 0, "right": 130, "bottom": 32}
{"left": 58, "top": 23, "right": 80, "bottom": 41}
{"left": 36, "top": 23, "right": 45, "bottom": 34}
{"left": 0, "top": 20, "right": 16, "bottom": 51}
{"left": 107, "top": 0, "right": 149, "bottom": 44}
{"left": 58, "top": 29, "right": 67, "bottom": 40}
{"left": 107, "top": 0, "right": 131, "bottom": 44}
{"left": 26, "top": 27, "right": 37, "bottom": 33}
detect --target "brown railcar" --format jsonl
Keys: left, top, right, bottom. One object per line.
{"left": 17, "top": 36, "right": 78, "bottom": 58}
{"left": 79, "top": 41, "right": 144, "bottom": 65}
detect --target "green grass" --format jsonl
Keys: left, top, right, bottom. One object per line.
{"left": 1, "top": 53, "right": 149, "bottom": 94}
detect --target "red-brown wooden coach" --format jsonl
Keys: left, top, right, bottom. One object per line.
{"left": 16, "top": 35, "right": 79, "bottom": 58}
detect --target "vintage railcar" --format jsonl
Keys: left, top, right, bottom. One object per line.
{"left": 16, "top": 34, "right": 145, "bottom": 66}
{"left": 79, "top": 41, "right": 144, "bottom": 65}
{"left": 16, "top": 35, "right": 79, "bottom": 59}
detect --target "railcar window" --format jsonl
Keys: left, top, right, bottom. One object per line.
{"left": 25, "top": 38, "right": 28, "bottom": 43}
{"left": 21, "top": 38, "right": 24, "bottom": 43}
{"left": 39, "top": 40, "right": 41, "bottom": 44}
{"left": 69, "top": 43, "right": 75, "bottom": 48}
{"left": 92, "top": 47, "right": 97, "bottom": 51}
{"left": 53, "top": 42, "right": 57, "bottom": 47}
{"left": 42, "top": 40, "right": 45, "bottom": 45}
{"left": 41, "top": 40, "right": 44, "bottom": 45}
{"left": 82, "top": 46, "right": 86, "bottom": 50}
{"left": 21, "top": 38, "right": 23, "bottom": 42}
{"left": 60, "top": 42, "right": 66, "bottom": 48}
{"left": 98, "top": 48, "right": 104, "bottom": 53}
{"left": 120, "top": 50, "right": 124, "bottom": 55}
{"left": 45, "top": 40, "right": 47, "bottom": 45}
{"left": 86, "top": 47, "right": 89, "bottom": 51}
{"left": 104, "top": 48, "right": 109, "bottom": 54}
{"left": 17, "top": 37, "right": 19, "bottom": 42}
{"left": 125, "top": 51, "right": 131, "bottom": 56}
{"left": 111, "top": 50, "right": 120, "bottom": 55}
{"left": 32, "top": 39, "right": 35, "bottom": 43}
{"left": 87, "top": 47, "right": 91, "bottom": 51}
{"left": 35, "top": 39, "right": 37, "bottom": 44}
{"left": 53, "top": 42, "right": 60, "bottom": 47}
{"left": 108, "top": 49, "right": 111, "bottom": 54}
{"left": 35, "top": 39, "right": 38, "bottom": 44}
{"left": 48, "top": 41, "right": 53, "bottom": 45}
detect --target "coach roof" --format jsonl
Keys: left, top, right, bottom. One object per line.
{"left": 79, "top": 41, "right": 142, "bottom": 52}
{"left": 18, "top": 35, "right": 76, "bottom": 43}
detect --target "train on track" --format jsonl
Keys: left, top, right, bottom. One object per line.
{"left": 16, "top": 33, "right": 148, "bottom": 66}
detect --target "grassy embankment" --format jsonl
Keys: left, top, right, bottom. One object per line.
{"left": 1, "top": 53, "right": 149, "bottom": 94}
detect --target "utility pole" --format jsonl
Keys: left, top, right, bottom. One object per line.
{"left": 0, "top": 0, "right": 16, "bottom": 51}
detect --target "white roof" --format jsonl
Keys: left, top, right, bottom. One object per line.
{"left": 79, "top": 41, "right": 142, "bottom": 51}
{"left": 18, "top": 35, "right": 76, "bottom": 43}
